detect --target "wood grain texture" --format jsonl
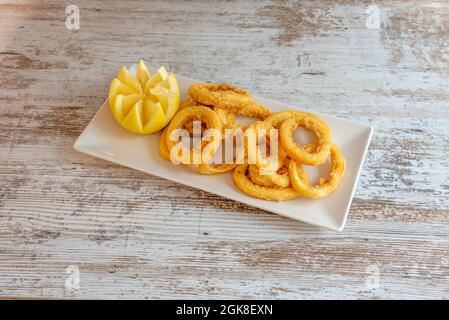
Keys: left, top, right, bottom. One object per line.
{"left": 0, "top": 0, "right": 448, "bottom": 299}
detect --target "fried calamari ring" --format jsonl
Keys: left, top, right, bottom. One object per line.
{"left": 159, "top": 127, "right": 171, "bottom": 161}
{"left": 185, "top": 108, "right": 236, "bottom": 135}
{"left": 233, "top": 164, "right": 300, "bottom": 201}
{"left": 239, "top": 102, "right": 272, "bottom": 120}
{"left": 196, "top": 163, "right": 237, "bottom": 175}
{"left": 244, "top": 121, "right": 285, "bottom": 170}
{"left": 248, "top": 165, "right": 291, "bottom": 188}
{"left": 244, "top": 121, "right": 272, "bottom": 168}
{"left": 248, "top": 165, "right": 273, "bottom": 187}
{"left": 185, "top": 86, "right": 271, "bottom": 131}
{"left": 265, "top": 110, "right": 330, "bottom": 130}
{"left": 179, "top": 96, "right": 197, "bottom": 110}
{"left": 165, "top": 106, "right": 222, "bottom": 164}
{"left": 179, "top": 96, "right": 211, "bottom": 112}
{"left": 188, "top": 83, "right": 253, "bottom": 111}
{"left": 257, "top": 143, "right": 289, "bottom": 172}
{"left": 194, "top": 123, "right": 239, "bottom": 175}
{"left": 180, "top": 96, "right": 237, "bottom": 133}
{"left": 265, "top": 110, "right": 329, "bottom": 164}
{"left": 195, "top": 118, "right": 246, "bottom": 175}
{"left": 179, "top": 97, "right": 211, "bottom": 135}
{"left": 181, "top": 108, "right": 240, "bottom": 172}
{"left": 181, "top": 95, "right": 237, "bottom": 126}
{"left": 280, "top": 115, "right": 332, "bottom": 165}
{"left": 222, "top": 102, "right": 272, "bottom": 131}
{"left": 183, "top": 114, "right": 208, "bottom": 136}
{"left": 214, "top": 107, "right": 237, "bottom": 129}
{"left": 180, "top": 97, "right": 207, "bottom": 134}
{"left": 289, "top": 144, "right": 346, "bottom": 198}
{"left": 248, "top": 145, "right": 290, "bottom": 188}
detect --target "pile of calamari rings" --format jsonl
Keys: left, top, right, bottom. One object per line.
{"left": 159, "top": 83, "right": 346, "bottom": 201}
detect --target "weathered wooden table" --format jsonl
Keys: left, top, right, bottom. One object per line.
{"left": 1, "top": 0, "right": 448, "bottom": 299}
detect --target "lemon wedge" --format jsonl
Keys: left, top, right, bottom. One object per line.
{"left": 108, "top": 60, "right": 180, "bottom": 134}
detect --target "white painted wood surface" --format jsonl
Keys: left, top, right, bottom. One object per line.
{"left": 0, "top": 0, "right": 448, "bottom": 299}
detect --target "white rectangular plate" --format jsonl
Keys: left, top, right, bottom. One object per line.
{"left": 74, "top": 65, "right": 373, "bottom": 231}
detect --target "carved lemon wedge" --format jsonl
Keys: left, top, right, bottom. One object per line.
{"left": 108, "top": 60, "right": 180, "bottom": 134}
